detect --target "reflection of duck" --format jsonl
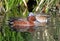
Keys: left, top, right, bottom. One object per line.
{"left": 9, "top": 12, "right": 36, "bottom": 32}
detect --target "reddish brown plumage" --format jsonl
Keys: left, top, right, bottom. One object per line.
{"left": 10, "top": 16, "right": 36, "bottom": 32}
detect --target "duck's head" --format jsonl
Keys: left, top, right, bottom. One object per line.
{"left": 27, "top": 12, "right": 36, "bottom": 22}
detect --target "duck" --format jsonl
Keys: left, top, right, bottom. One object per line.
{"left": 9, "top": 12, "right": 50, "bottom": 32}
{"left": 9, "top": 12, "right": 36, "bottom": 32}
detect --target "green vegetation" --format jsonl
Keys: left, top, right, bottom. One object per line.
{"left": 0, "top": 0, "right": 60, "bottom": 41}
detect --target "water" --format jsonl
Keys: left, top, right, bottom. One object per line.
{"left": 32, "top": 14, "right": 60, "bottom": 41}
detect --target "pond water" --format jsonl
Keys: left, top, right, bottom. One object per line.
{"left": 31, "top": 14, "right": 60, "bottom": 41}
